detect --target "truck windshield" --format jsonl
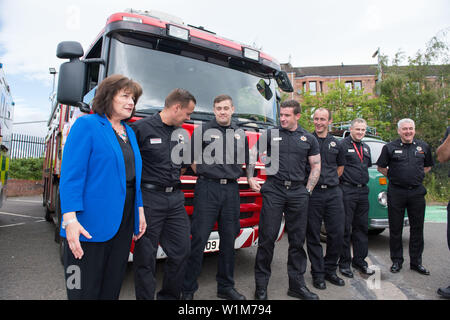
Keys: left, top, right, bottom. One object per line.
{"left": 108, "top": 37, "right": 278, "bottom": 125}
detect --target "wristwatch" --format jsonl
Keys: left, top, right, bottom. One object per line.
{"left": 306, "top": 188, "right": 312, "bottom": 196}
{"left": 62, "top": 217, "right": 77, "bottom": 229}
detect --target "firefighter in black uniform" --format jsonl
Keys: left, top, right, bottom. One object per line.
{"left": 306, "top": 108, "right": 346, "bottom": 290}
{"left": 252, "top": 100, "right": 321, "bottom": 300}
{"left": 131, "top": 88, "right": 196, "bottom": 300}
{"left": 376, "top": 118, "right": 433, "bottom": 275}
{"left": 338, "top": 118, "right": 375, "bottom": 278}
{"left": 182, "top": 94, "right": 258, "bottom": 300}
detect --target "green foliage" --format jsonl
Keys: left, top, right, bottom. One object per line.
{"left": 423, "top": 163, "right": 450, "bottom": 203}
{"left": 377, "top": 35, "right": 450, "bottom": 149}
{"left": 9, "top": 158, "right": 44, "bottom": 181}
{"left": 298, "top": 81, "right": 390, "bottom": 138}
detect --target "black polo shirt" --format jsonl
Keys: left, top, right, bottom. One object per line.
{"left": 309, "top": 132, "right": 346, "bottom": 187}
{"left": 260, "top": 125, "right": 320, "bottom": 182}
{"left": 131, "top": 113, "right": 188, "bottom": 187}
{"left": 376, "top": 138, "right": 434, "bottom": 187}
{"left": 192, "top": 118, "right": 249, "bottom": 180}
{"left": 339, "top": 135, "right": 372, "bottom": 186}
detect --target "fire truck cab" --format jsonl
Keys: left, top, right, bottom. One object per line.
{"left": 45, "top": 9, "right": 293, "bottom": 258}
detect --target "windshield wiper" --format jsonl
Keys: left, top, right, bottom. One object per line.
{"left": 233, "top": 113, "right": 276, "bottom": 128}
{"left": 135, "top": 105, "right": 162, "bottom": 116}
{"left": 186, "top": 110, "right": 215, "bottom": 123}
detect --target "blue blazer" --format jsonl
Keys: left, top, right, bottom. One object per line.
{"left": 59, "top": 113, "right": 143, "bottom": 242}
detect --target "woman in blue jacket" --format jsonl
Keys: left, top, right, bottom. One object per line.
{"left": 59, "top": 74, "right": 146, "bottom": 299}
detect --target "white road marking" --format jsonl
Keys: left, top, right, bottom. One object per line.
{"left": 0, "top": 222, "right": 26, "bottom": 228}
{"left": 0, "top": 211, "right": 46, "bottom": 228}
{"left": 6, "top": 199, "right": 42, "bottom": 204}
{"left": 0, "top": 211, "right": 43, "bottom": 219}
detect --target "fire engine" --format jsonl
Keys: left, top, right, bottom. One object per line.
{"left": 43, "top": 9, "right": 293, "bottom": 259}
{"left": 0, "top": 63, "right": 14, "bottom": 208}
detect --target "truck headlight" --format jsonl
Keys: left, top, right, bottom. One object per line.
{"left": 378, "top": 191, "right": 387, "bottom": 207}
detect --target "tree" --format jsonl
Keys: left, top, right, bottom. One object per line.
{"left": 299, "top": 80, "right": 389, "bottom": 137}
{"left": 377, "top": 34, "right": 450, "bottom": 148}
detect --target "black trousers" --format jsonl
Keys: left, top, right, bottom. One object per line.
{"left": 339, "top": 184, "right": 369, "bottom": 268}
{"left": 387, "top": 184, "right": 426, "bottom": 266}
{"left": 134, "top": 188, "right": 190, "bottom": 300}
{"left": 63, "top": 186, "right": 135, "bottom": 300}
{"left": 182, "top": 178, "right": 240, "bottom": 294}
{"left": 255, "top": 180, "right": 309, "bottom": 291}
{"left": 306, "top": 186, "right": 345, "bottom": 279}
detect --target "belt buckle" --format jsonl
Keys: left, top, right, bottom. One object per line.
{"left": 321, "top": 185, "right": 327, "bottom": 189}
{"left": 220, "top": 179, "right": 227, "bottom": 185}
{"left": 165, "top": 186, "right": 174, "bottom": 192}
{"left": 284, "top": 181, "right": 291, "bottom": 189}
{"left": 357, "top": 184, "right": 362, "bottom": 188}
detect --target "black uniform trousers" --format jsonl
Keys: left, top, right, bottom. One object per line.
{"left": 134, "top": 188, "right": 190, "bottom": 300}
{"left": 255, "top": 180, "right": 309, "bottom": 291}
{"left": 182, "top": 178, "right": 240, "bottom": 294}
{"left": 306, "top": 186, "right": 345, "bottom": 279}
{"left": 339, "top": 184, "right": 370, "bottom": 269}
{"left": 387, "top": 184, "right": 426, "bottom": 266}
{"left": 63, "top": 185, "right": 135, "bottom": 300}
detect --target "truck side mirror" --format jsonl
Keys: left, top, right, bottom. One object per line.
{"left": 56, "top": 41, "right": 88, "bottom": 109}
{"left": 275, "top": 71, "right": 294, "bottom": 93}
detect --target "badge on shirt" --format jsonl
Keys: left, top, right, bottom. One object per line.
{"left": 150, "top": 138, "right": 162, "bottom": 144}
{"left": 273, "top": 137, "right": 282, "bottom": 141}
{"left": 330, "top": 141, "right": 336, "bottom": 147}
{"left": 348, "top": 149, "right": 355, "bottom": 153}
{"left": 394, "top": 150, "right": 403, "bottom": 154}
{"left": 416, "top": 146, "right": 422, "bottom": 152}
{"left": 234, "top": 133, "right": 241, "bottom": 140}
{"left": 300, "top": 136, "right": 307, "bottom": 141}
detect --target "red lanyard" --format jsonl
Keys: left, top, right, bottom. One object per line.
{"left": 352, "top": 142, "right": 364, "bottom": 163}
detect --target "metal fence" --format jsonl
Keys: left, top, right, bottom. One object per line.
{"left": 10, "top": 133, "right": 45, "bottom": 159}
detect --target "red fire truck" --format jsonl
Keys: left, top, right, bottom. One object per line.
{"left": 43, "top": 9, "right": 293, "bottom": 259}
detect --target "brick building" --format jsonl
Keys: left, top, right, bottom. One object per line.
{"left": 281, "top": 63, "right": 378, "bottom": 100}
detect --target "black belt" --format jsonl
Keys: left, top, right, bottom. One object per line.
{"left": 314, "top": 184, "right": 337, "bottom": 190}
{"left": 268, "top": 178, "right": 304, "bottom": 189}
{"left": 390, "top": 183, "right": 420, "bottom": 190}
{"left": 198, "top": 176, "right": 237, "bottom": 185}
{"left": 142, "top": 183, "right": 179, "bottom": 192}
{"left": 342, "top": 181, "right": 366, "bottom": 188}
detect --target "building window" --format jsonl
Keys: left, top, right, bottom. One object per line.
{"left": 345, "top": 81, "right": 353, "bottom": 91}
{"left": 354, "top": 81, "right": 362, "bottom": 91}
{"left": 309, "top": 81, "right": 317, "bottom": 95}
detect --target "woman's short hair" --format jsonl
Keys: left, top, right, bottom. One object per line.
{"left": 92, "top": 74, "right": 143, "bottom": 119}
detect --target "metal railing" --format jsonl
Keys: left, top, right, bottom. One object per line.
{"left": 10, "top": 133, "right": 45, "bottom": 159}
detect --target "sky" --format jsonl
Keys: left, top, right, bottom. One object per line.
{"left": 0, "top": 0, "right": 449, "bottom": 137}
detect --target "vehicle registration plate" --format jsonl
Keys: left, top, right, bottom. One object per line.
{"left": 204, "top": 239, "right": 220, "bottom": 252}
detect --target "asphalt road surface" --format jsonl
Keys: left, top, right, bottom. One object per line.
{"left": 0, "top": 195, "right": 449, "bottom": 301}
